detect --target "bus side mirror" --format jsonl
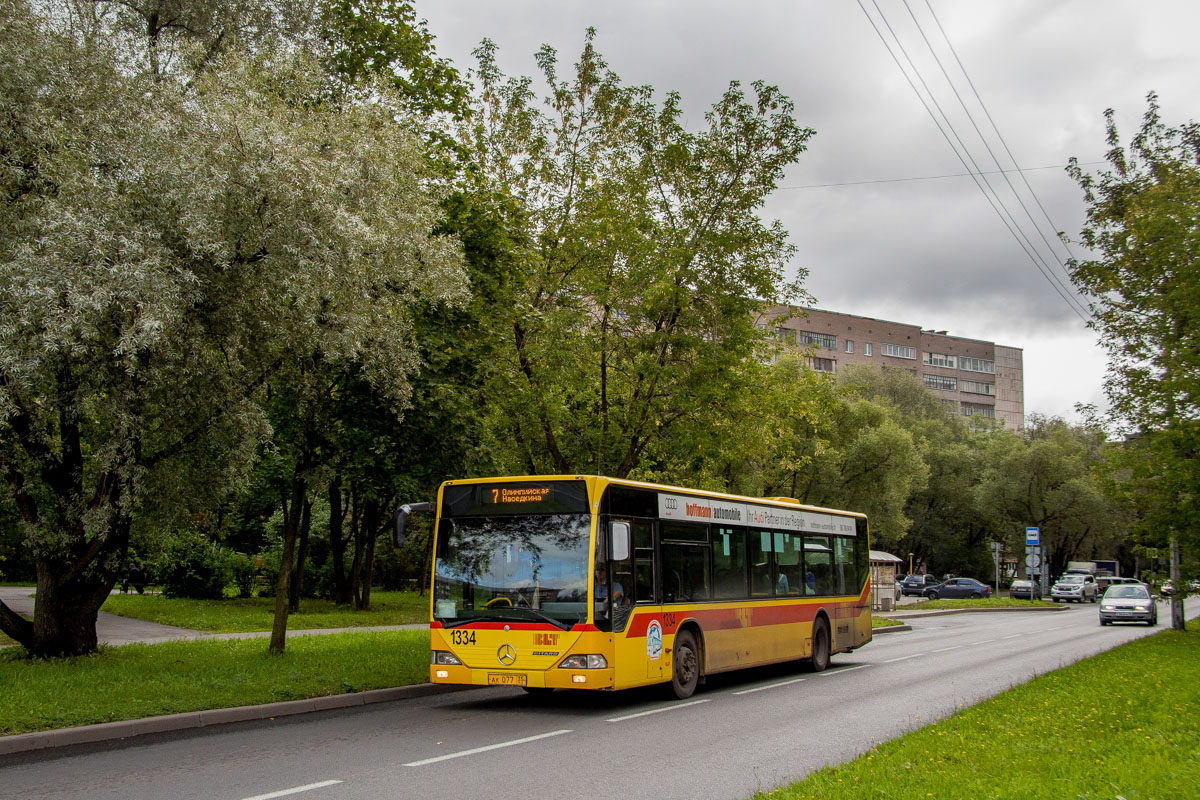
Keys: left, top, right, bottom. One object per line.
{"left": 394, "top": 502, "right": 433, "bottom": 548}
{"left": 610, "top": 521, "right": 631, "bottom": 562}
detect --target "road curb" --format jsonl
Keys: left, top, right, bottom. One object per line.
{"left": 0, "top": 683, "right": 471, "bottom": 757}
{"left": 880, "top": 605, "right": 1070, "bottom": 621}
{"left": 872, "top": 623, "right": 912, "bottom": 634}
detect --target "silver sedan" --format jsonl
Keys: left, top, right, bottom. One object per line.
{"left": 1099, "top": 584, "right": 1158, "bottom": 626}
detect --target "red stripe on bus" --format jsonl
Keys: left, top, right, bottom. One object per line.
{"left": 623, "top": 585, "right": 870, "bottom": 639}
{"left": 429, "top": 621, "right": 597, "bottom": 632}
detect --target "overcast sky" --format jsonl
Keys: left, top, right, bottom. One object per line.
{"left": 414, "top": 0, "right": 1199, "bottom": 423}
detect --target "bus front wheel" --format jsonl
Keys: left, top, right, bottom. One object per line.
{"left": 671, "top": 630, "right": 700, "bottom": 700}
{"left": 805, "top": 618, "right": 831, "bottom": 672}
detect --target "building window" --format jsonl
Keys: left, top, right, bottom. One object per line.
{"left": 810, "top": 357, "right": 836, "bottom": 373}
{"left": 923, "top": 352, "right": 957, "bottom": 368}
{"left": 798, "top": 331, "right": 838, "bottom": 350}
{"left": 961, "top": 403, "right": 995, "bottom": 418}
{"left": 881, "top": 343, "right": 916, "bottom": 359}
{"left": 960, "top": 380, "right": 994, "bottom": 396}
{"left": 774, "top": 328, "right": 797, "bottom": 345}
{"left": 923, "top": 374, "right": 957, "bottom": 391}
{"left": 845, "top": 339, "right": 854, "bottom": 354}
{"left": 864, "top": 343, "right": 872, "bottom": 356}
{"left": 959, "top": 356, "right": 995, "bottom": 374}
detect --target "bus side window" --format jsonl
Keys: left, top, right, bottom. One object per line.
{"left": 632, "top": 520, "right": 654, "bottom": 605}
{"left": 713, "top": 527, "right": 748, "bottom": 599}
{"left": 804, "top": 535, "right": 833, "bottom": 595}
{"left": 776, "top": 532, "right": 802, "bottom": 597}
{"left": 749, "top": 530, "right": 772, "bottom": 597}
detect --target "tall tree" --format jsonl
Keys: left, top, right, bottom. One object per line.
{"left": 0, "top": 0, "right": 465, "bottom": 656}
{"left": 1068, "top": 93, "right": 1200, "bottom": 627}
{"left": 979, "top": 417, "right": 1123, "bottom": 579}
{"left": 837, "top": 364, "right": 990, "bottom": 573}
{"left": 461, "top": 31, "right": 813, "bottom": 478}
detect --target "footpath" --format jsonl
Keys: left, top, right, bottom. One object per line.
{"left": 0, "top": 588, "right": 1068, "bottom": 758}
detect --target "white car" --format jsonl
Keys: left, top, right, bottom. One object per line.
{"left": 1051, "top": 573, "right": 1098, "bottom": 603}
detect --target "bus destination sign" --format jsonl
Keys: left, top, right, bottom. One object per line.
{"left": 442, "top": 480, "right": 590, "bottom": 517}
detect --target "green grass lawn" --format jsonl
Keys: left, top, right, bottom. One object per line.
{"left": 751, "top": 621, "right": 1199, "bottom": 800}
{"left": 904, "top": 596, "right": 1060, "bottom": 611}
{"left": 870, "top": 617, "right": 904, "bottom": 628}
{"left": 100, "top": 590, "right": 429, "bottom": 632}
{"left": 0, "top": 630, "right": 430, "bottom": 736}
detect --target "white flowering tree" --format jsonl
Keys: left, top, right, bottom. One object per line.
{"left": 0, "top": 0, "right": 465, "bottom": 656}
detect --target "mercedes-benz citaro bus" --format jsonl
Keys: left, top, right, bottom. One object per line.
{"left": 394, "top": 475, "right": 872, "bottom": 700}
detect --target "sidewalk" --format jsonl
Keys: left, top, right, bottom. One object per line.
{"left": 0, "top": 586, "right": 427, "bottom": 648}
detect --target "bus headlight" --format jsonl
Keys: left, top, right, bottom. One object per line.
{"left": 432, "top": 650, "right": 463, "bottom": 666}
{"left": 559, "top": 654, "right": 608, "bottom": 669}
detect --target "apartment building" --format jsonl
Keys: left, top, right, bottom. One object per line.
{"left": 759, "top": 306, "right": 1025, "bottom": 431}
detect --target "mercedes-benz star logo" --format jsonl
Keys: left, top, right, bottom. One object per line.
{"left": 497, "top": 644, "right": 517, "bottom": 666}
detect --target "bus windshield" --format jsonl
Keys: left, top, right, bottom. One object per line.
{"left": 433, "top": 514, "right": 591, "bottom": 629}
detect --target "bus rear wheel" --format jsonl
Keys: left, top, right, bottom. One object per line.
{"left": 805, "top": 618, "right": 831, "bottom": 672}
{"left": 671, "top": 630, "right": 700, "bottom": 700}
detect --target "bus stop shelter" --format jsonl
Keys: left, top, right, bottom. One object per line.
{"left": 870, "top": 550, "right": 903, "bottom": 611}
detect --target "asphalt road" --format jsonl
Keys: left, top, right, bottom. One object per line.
{"left": 1, "top": 601, "right": 1189, "bottom": 800}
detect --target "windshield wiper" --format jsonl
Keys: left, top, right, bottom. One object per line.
{"left": 446, "top": 607, "right": 573, "bottom": 631}
{"left": 509, "top": 606, "right": 573, "bottom": 631}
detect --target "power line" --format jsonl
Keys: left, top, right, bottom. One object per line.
{"left": 923, "top": 0, "right": 1081, "bottom": 269}
{"left": 870, "top": 0, "right": 1086, "bottom": 320}
{"left": 780, "top": 161, "right": 1105, "bottom": 190}
{"left": 912, "top": 0, "right": 1085, "bottom": 305}
{"left": 856, "top": 0, "right": 1093, "bottom": 325}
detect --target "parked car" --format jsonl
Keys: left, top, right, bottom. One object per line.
{"left": 1099, "top": 584, "right": 1157, "bottom": 626}
{"left": 1096, "top": 576, "right": 1142, "bottom": 593}
{"left": 923, "top": 577, "right": 992, "bottom": 600}
{"left": 1008, "top": 579, "right": 1042, "bottom": 600}
{"left": 1051, "top": 573, "right": 1099, "bottom": 603}
{"left": 901, "top": 574, "right": 939, "bottom": 596}
{"left": 1158, "top": 579, "right": 1200, "bottom": 597}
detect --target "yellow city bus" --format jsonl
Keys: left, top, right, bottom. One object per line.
{"left": 395, "top": 475, "right": 872, "bottom": 699}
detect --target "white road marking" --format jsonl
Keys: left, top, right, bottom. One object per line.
{"left": 403, "top": 730, "right": 573, "bottom": 766}
{"left": 970, "top": 639, "right": 998, "bottom": 645}
{"left": 606, "top": 699, "right": 711, "bottom": 722}
{"left": 733, "top": 678, "right": 807, "bottom": 695}
{"left": 241, "top": 781, "right": 343, "bottom": 800}
{"left": 816, "top": 664, "right": 871, "bottom": 676}
{"left": 1000, "top": 633, "right": 1024, "bottom": 640}
{"left": 932, "top": 645, "right": 963, "bottom": 653}
{"left": 882, "top": 654, "right": 924, "bottom": 663}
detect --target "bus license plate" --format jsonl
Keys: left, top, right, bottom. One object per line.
{"left": 488, "top": 673, "right": 527, "bottom": 686}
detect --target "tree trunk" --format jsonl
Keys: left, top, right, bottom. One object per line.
{"left": 1170, "top": 534, "right": 1185, "bottom": 631}
{"left": 0, "top": 515, "right": 128, "bottom": 657}
{"left": 329, "top": 477, "right": 351, "bottom": 605}
{"left": 357, "top": 500, "right": 379, "bottom": 610}
{"left": 28, "top": 572, "right": 114, "bottom": 657}
{"left": 349, "top": 489, "right": 365, "bottom": 608}
{"left": 289, "top": 499, "right": 312, "bottom": 612}
{"left": 269, "top": 474, "right": 307, "bottom": 654}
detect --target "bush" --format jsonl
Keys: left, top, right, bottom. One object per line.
{"left": 228, "top": 552, "right": 263, "bottom": 599}
{"left": 159, "top": 533, "right": 232, "bottom": 599}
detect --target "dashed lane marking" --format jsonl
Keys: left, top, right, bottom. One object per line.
{"left": 607, "top": 699, "right": 711, "bottom": 722}
{"left": 241, "top": 781, "right": 343, "bottom": 800}
{"left": 403, "top": 730, "right": 573, "bottom": 766}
